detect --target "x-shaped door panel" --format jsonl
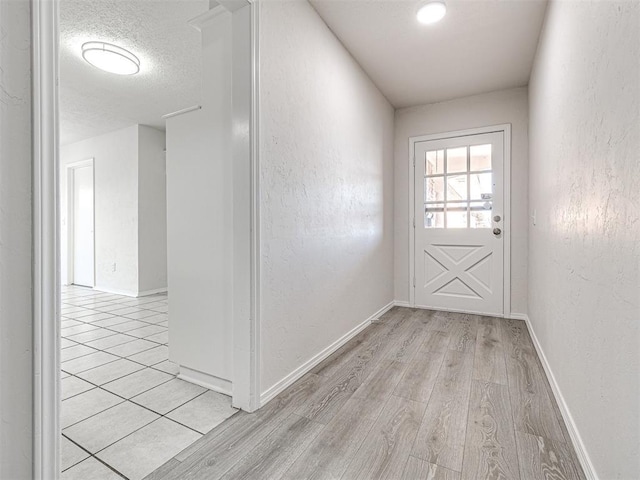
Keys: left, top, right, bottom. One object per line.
{"left": 423, "top": 244, "right": 494, "bottom": 300}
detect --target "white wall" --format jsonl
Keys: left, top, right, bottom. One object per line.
{"left": 394, "top": 88, "right": 529, "bottom": 315}
{"left": 259, "top": 0, "right": 395, "bottom": 396}
{"left": 61, "top": 125, "right": 140, "bottom": 293}
{"left": 138, "top": 125, "right": 168, "bottom": 293}
{"left": 61, "top": 125, "right": 167, "bottom": 296}
{"left": 0, "top": 0, "right": 33, "bottom": 477}
{"left": 166, "top": 10, "right": 234, "bottom": 391}
{"left": 528, "top": 2, "right": 639, "bottom": 478}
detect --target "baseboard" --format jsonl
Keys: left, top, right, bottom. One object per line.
{"left": 93, "top": 286, "right": 138, "bottom": 297}
{"left": 393, "top": 300, "right": 411, "bottom": 308}
{"left": 411, "top": 303, "right": 503, "bottom": 318}
{"left": 137, "top": 287, "right": 168, "bottom": 297}
{"left": 178, "top": 366, "right": 232, "bottom": 397}
{"left": 369, "top": 300, "right": 398, "bottom": 323}
{"left": 522, "top": 314, "right": 598, "bottom": 480}
{"left": 93, "top": 286, "right": 168, "bottom": 298}
{"left": 259, "top": 300, "right": 395, "bottom": 406}
{"left": 507, "top": 312, "right": 528, "bottom": 321}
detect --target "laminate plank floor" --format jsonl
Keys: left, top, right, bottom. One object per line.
{"left": 147, "top": 308, "right": 586, "bottom": 480}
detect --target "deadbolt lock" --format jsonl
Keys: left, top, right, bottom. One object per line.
{"left": 493, "top": 215, "right": 501, "bottom": 222}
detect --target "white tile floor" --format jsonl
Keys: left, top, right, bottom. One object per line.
{"left": 60, "top": 285, "right": 238, "bottom": 480}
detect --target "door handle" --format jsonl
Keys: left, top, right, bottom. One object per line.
{"left": 493, "top": 228, "right": 502, "bottom": 236}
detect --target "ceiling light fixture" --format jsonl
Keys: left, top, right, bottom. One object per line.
{"left": 417, "top": 1, "right": 447, "bottom": 25}
{"left": 81, "top": 41, "right": 140, "bottom": 75}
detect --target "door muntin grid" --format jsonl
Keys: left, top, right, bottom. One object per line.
{"left": 424, "top": 144, "right": 493, "bottom": 229}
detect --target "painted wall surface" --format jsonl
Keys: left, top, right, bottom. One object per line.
{"left": 138, "top": 125, "right": 168, "bottom": 293}
{"left": 259, "top": 0, "right": 395, "bottom": 394}
{"left": 166, "top": 12, "right": 233, "bottom": 386}
{"left": 528, "top": 2, "right": 639, "bottom": 478}
{"left": 61, "top": 125, "right": 168, "bottom": 296}
{"left": 394, "top": 88, "right": 529, "bottom": 315}
{"left": 0, "top": 0, "right": 33, "bottom": 477}
{"left": 61, "top": 125, "right": 140, "bottom": 294}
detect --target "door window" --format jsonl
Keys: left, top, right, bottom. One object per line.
{"left": 423, "top": 144, "right": 493, "bottom": 228}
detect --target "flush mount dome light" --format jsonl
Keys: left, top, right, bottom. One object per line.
{"left": 82, "top": 42, "right": 140, "bottom": 75}
{"left": 417, "top": 0, "right": 447, "bottom": 24}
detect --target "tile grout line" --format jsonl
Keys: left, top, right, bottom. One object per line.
{"left": 62, "top": 288, "right": 231, "bottom": 477}
{"left": 61, "top": 433, "right": 129, "bottom": 479}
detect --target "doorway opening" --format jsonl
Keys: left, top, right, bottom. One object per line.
{"left": 48, "top": 0, "right": 259, "bottom": 478}
{"left": 66, "top": 159, "right": 95, "bottom": 288}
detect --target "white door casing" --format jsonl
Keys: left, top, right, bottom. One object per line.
{"left": 413, "top": 130, "right": 506, "bottom": 316}
{"left": 70, "top": 163, "right": 94, "bottom": 287}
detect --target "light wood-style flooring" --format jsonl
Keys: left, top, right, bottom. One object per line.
{"left": 146, "top": 307, "right": 585, "bottom": 480}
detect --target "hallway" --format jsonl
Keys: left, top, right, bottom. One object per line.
{"left": 148, "top": 307, "right": 585, "bottom": 480}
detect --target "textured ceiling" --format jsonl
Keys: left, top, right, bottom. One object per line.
{"left": 309, "top": 0, "right": 548, "bottom": 108}
{"left": 60, "top": 0, "right": 208, "bottom": 145}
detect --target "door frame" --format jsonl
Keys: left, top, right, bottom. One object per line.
{"left": 408, "top": 124, "right": 512, "bottom": 317}
{"left": 66, "top": 158, "right": 95, "bottom": 287}
{"left": 32, "top": 0, "right": 262, "bottom": 477}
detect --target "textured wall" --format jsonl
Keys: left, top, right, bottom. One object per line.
{"left": 0, "top": 0, "right": 33, "bottom": 477}
{"left": 61, "top": 125, "right": 140, "bottom": 294}
{"left": 394, "top": 88, "right": 529, "bottom": 315}
{"left": 528, "top": 1, "right": 640, "bottom": 478}
{"left": 259, "top": 0, "right": 395, "bottom": 394}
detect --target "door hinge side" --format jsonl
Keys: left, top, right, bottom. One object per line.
{"left": 413, "top": 155, "right": 415, "bottom": 167}
{"left": 413, "top": 217, "right": 415, "bottom": 228}
{"left": 413, "top": 276, "right": 416, "bottom": 287}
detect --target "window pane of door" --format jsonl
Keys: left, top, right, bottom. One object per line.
{"left": 470, "top": 201, "right": 492, "bottom": 228}
{"left": 470, "top": 144, "right": 492, "bottom": 171}
{"left": 425, "top": 203, "right": 444, "bottom": 228}
{"left": 446, "top": 209, "right": 468, "bottom": 228}
{"left": 426, "top": 150, "right": 444, "bottom": 175}
{"left": 447, "top": 147, "right": 467, "bottom": 173}
{"left": 425, "top": 177, "right": 445, "bottom": 202}
{"left": 447, "top": 175, "right": 468, "bottom": 201}
{"left": 470, "top": 172, "right": 492, "bottom": 200}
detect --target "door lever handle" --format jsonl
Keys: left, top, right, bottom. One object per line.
{"left": 493, "top": 228, "right": 502, "bottom": 236}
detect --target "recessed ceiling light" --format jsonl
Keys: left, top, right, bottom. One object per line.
{"left": 417, "top": 1, "right": 447, "bottom": 25}
{"left": 82, "top": 42, "right": 140, "bottom": 75}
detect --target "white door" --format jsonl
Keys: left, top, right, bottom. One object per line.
{"left": 72, "top": 165, "right": 95, "bottom": 287}
{"left": 414, "top": 131, "right": 504, "bottom": 316}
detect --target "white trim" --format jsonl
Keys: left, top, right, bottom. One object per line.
{"left": 412, "top": 304, "right": 505, "bottom": 318}
{"left": 368, "top": 301, "right": 396, "bottom": 323}
{"left": 259, "top": 301, "right": 394, "bottom": 406}
{"left": 408, "top": 123, "right": 512, "bottom": 316}
{"left": 248, "top": 0, "right": 261, "bottom": 412}
{"left": 137, "top": 288, "right": 168, "bottom": 297}
{"left": 32, "top": 0, "right": 60, "bottom": 477}
{"left": 188, "top": 5, "right": 228, "bottom": 30}
{"left": 161, "top": 105, "right": 201, "bottom": 120}
{"left": 502, "top": 124, "right": 512, "bottom": 316}
{"left": 91, "top": 286, "right": 167, "bottom": 298}
{"left": 178, "top": 366, "right": 232, "bottom": 396}
{"left": 522, "top": 314, "right": 598, "bottom": 480}
{"left": 65, "top": 158, "right": 95, "bottom": 288}
{"left": 92, "top": 286, "right": 138, "bottom": 297}
{"left": 393, "top": 300, "right": 412, "bottom": 308}
{"left": 400, "top": 303, "right": 528, "bottom": 321}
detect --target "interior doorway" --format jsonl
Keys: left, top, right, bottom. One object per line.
{"left": 32, "top": 0, "right": 260, "bottom": 476}
{"left": 67, "top": 160, "right": 95, "bottom": 287}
